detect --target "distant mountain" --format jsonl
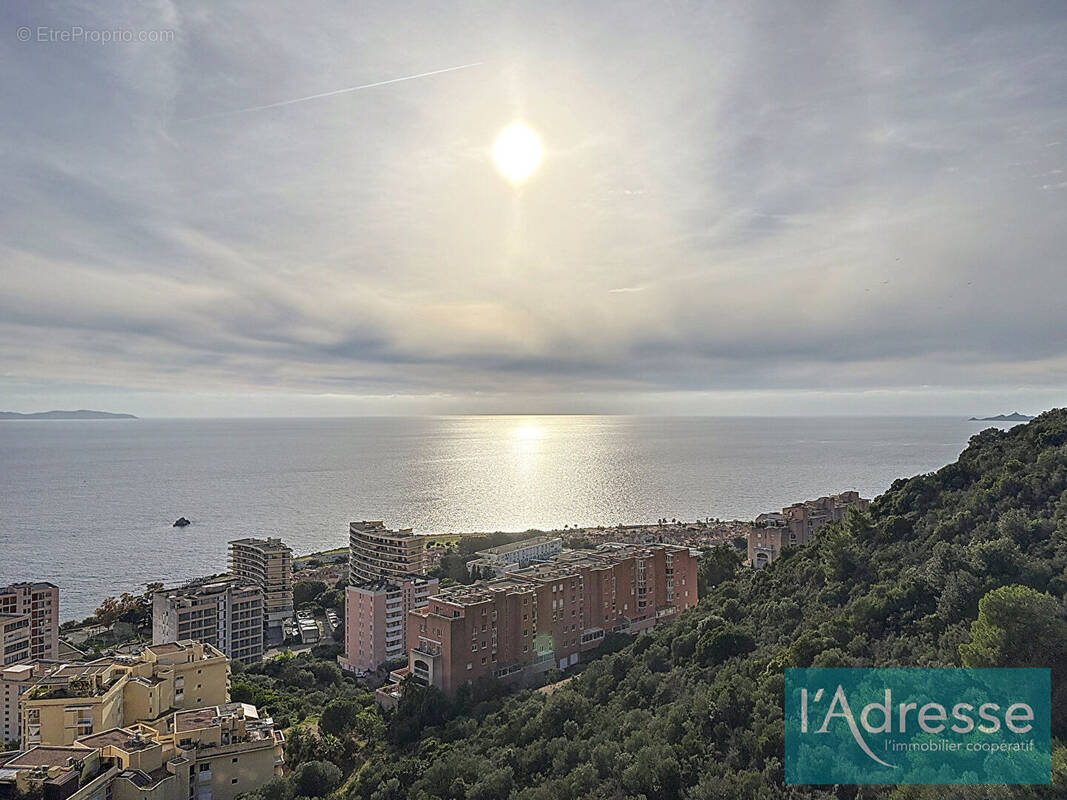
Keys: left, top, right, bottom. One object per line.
{"left": 969, "top": 411, "right": 1035, "bottom": 421}
{"left": 0, "top": 410, "right": 137, "bottom": 420}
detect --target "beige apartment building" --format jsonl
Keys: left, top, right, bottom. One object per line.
{"left": 153, "top": 577, "right": 265, "bottom": 664}
{"left": 228, "top": 538, "right": 294, "bottom": 635}
{"left": 1, "top": 661, "right": 60, "bottom": 746}
{"left": 0, "top": 582, "right": 60, "bottom": 664}
{"left": 20, "top": 640, "right": 229, "bottom": 747}
{"left": 1, "top": 701, "right": 283, "bottom": 800}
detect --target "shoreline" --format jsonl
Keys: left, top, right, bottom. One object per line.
{"left": 60, "top": 517, "right": 752, "bottom": 628}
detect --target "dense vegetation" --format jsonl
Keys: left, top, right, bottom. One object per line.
{"left": 248, "top": 410, "right": 1067, "bottom": 799}
{"left": 295, "top": 580, "right": 347, "bottom": 615}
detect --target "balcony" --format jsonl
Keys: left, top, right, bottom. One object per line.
{"left": 413, "top": 642, "right": 442, "bottom": 657}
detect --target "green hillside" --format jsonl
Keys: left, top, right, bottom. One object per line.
{"left": 249, "top": 410, "right": 1067, "bottom": 799}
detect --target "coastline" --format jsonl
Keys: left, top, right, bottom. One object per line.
{"left": 61, "top": 518, "right": 752, "bottom": 627}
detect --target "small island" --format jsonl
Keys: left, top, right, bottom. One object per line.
{"left": 969, "top": 411, "right": 1034, "bottom": 422}
{"left": 0, "top": 410, "right": 138, "bottom": 420}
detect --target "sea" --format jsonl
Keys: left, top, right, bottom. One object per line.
{"left": 0, "top": 415, "right": 1016, "bottom": 621}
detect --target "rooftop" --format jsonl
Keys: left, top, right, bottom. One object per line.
{"left": 476, "top": 535, "right": 561, "bottom": 557}
{"left": 174, "top": 707, "right": 220, "bottom": 733}
{"left": 117, "top": 768, "right": 170, "bottom": 789}
{"left": 77, "top": 728, "right": 155, "bottom": 752}
{"left": 229, "top": 537, "right": 291, "bottom": 553}
{"left": 174, "top": 702, "right": 259, "bottom": 734}
{"left": 350, "top": 575, "right": 437, "bottom": 593}
{"left": 156, "top": 576, "right": 261, "bottom": 597}
{"left": 427, "top": 542, "right": 693, "bottom": 607}
{"left": 350, "top": 521, "right": 418, "bottom": 540}
{"left": 429, "top": 578, "right": 535, "bottom": 607}
{"left": 1, "top": 582, "right": 59, "bottom": 592}
{"left": 2, "top": 746, "right": 92, "bottom": 769}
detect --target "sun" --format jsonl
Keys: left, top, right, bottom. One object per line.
{"left": 492, "top": 122, "right": 543, "bottom": 183}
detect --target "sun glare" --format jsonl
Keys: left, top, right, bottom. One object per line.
{"left": 492, "top": 122, "right": 543, "bottom": 183}
{"left": 511, "top": 423, "right": 543, "bottom": 442}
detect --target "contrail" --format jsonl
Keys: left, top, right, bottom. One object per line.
{"left": 180, "top": 62, "right": 483, "bottom": 123}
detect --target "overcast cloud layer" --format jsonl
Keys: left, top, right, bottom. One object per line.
{"left": 2, "top": 1, "right": 1066, "bottom": 416}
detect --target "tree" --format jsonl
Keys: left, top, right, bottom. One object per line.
{"left": 319, "top": 696, "right": 363, "bottom": 737}
{"left": 245, "top": 776, "right": 293, "bottom": 800}
{"left": 294, "top": 581, "right": 328, "bottom": 606}
{"left": 291, "top": 760, "right": 342, "bottom": 797}
{"left": 92, "top": 596, "right": 122, "bottom": 627}
{"left": 960, "top": 585, "right": 1067, "bottom": 668}
{"left": 960, "top": 584, "right": 1067, "bottom": 730}
{"left": 698, "top": 545, "right": 744, "bottom": 597}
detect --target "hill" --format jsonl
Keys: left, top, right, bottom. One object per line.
{"left": 0, "top": 409, "right": 137, "bottom": 420}
{"left": 334, "top": 410, "right": 1067, "bottom": 799}
{"left": 970, "top": 412, "right": 1035, "bottom": 422}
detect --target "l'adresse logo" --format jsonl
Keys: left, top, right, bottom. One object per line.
{"left": 785, "top": 668, "right": 1050, "bottom": 785}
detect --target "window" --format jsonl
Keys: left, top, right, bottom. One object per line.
{"left": 231, "top": 779, "right": 238, "bottom": 785}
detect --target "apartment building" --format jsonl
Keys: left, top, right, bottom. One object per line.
{"left": 20, "top": 640, "right": 229, "bottom": 747}
{"left": 464, "top": 536, "right": 563, "bottom": 578}
{"left": 228, "top": 538, "right": 294, "bottom": 635}
{"left": 348, "top": 521, "right": 425, "bottom": 583}
{"left": 1, "top": 701, "right": 283, "bottom": 800}
{"left": 0, "top": 582, "right": 59, "bottom": 664}
{"left": 1, "top": 661, "right": 61, "bottom": 746}
{"left": 338, "top": 522, "right": 438, "bottom": 674}
{"left": 388, "top": 542, "right": 698, "bottom": 699}
{"left": 339, "top": 576, "right": 439, "bottom": 673}
{"left": 153, "top": 578, "right": 264, "bottom": 664}
{"left": 748, "top": 491, "right": 871, "bottom": 567}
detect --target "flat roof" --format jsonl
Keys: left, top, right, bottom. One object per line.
{"left": 428, "top": 542, "right": 692, "bottom": 605}
{"left": 48, "top": 661, "right": 114, "bottom": 678}
{"left": 174, "top": 703, "right": 259, "bottom": 734}
{"left": 3, "top": 746, "right": 93, "bottom": 768}
{"left": 174, "top": 707, "right": 219, "bottom": 733}
{"left": 476, "top": 535, "right": 561, "bottom": 556}
{"left": 77, "top": 728, "right": 155, "bottom": 752}
{"left": 1, "top": 582, "right": 59, "bottom": 591}
{"left": 229, "top": 537, "right": 290, "bottom": 552}
{"left": 350, "top": 521, "right": 418, "bottom": 539}
{"left": 430, "top": 578, "right": 535, "bottom": 607}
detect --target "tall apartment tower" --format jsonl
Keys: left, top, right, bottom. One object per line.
{"left": 228, "top": 538, "right": 294, "bottom": 634}
{"left": 339, "top": 522, "right": 437, "bottom": 674}
{"left": 0, "top": 582, "right": 59, "bottom": 664}
{"left": 152, "top": 577, "right": 265, "bottom": 664}
{"left": 348, "top": 521, "right": 425, "bottom": 582}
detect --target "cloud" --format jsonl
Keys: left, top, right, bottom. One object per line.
{"left": 1, "top": 0, "right": 1066, "bottom": 415}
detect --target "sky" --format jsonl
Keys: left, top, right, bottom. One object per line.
{"left": 1, "top": 1, "right": 1066, "bottom": 417}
